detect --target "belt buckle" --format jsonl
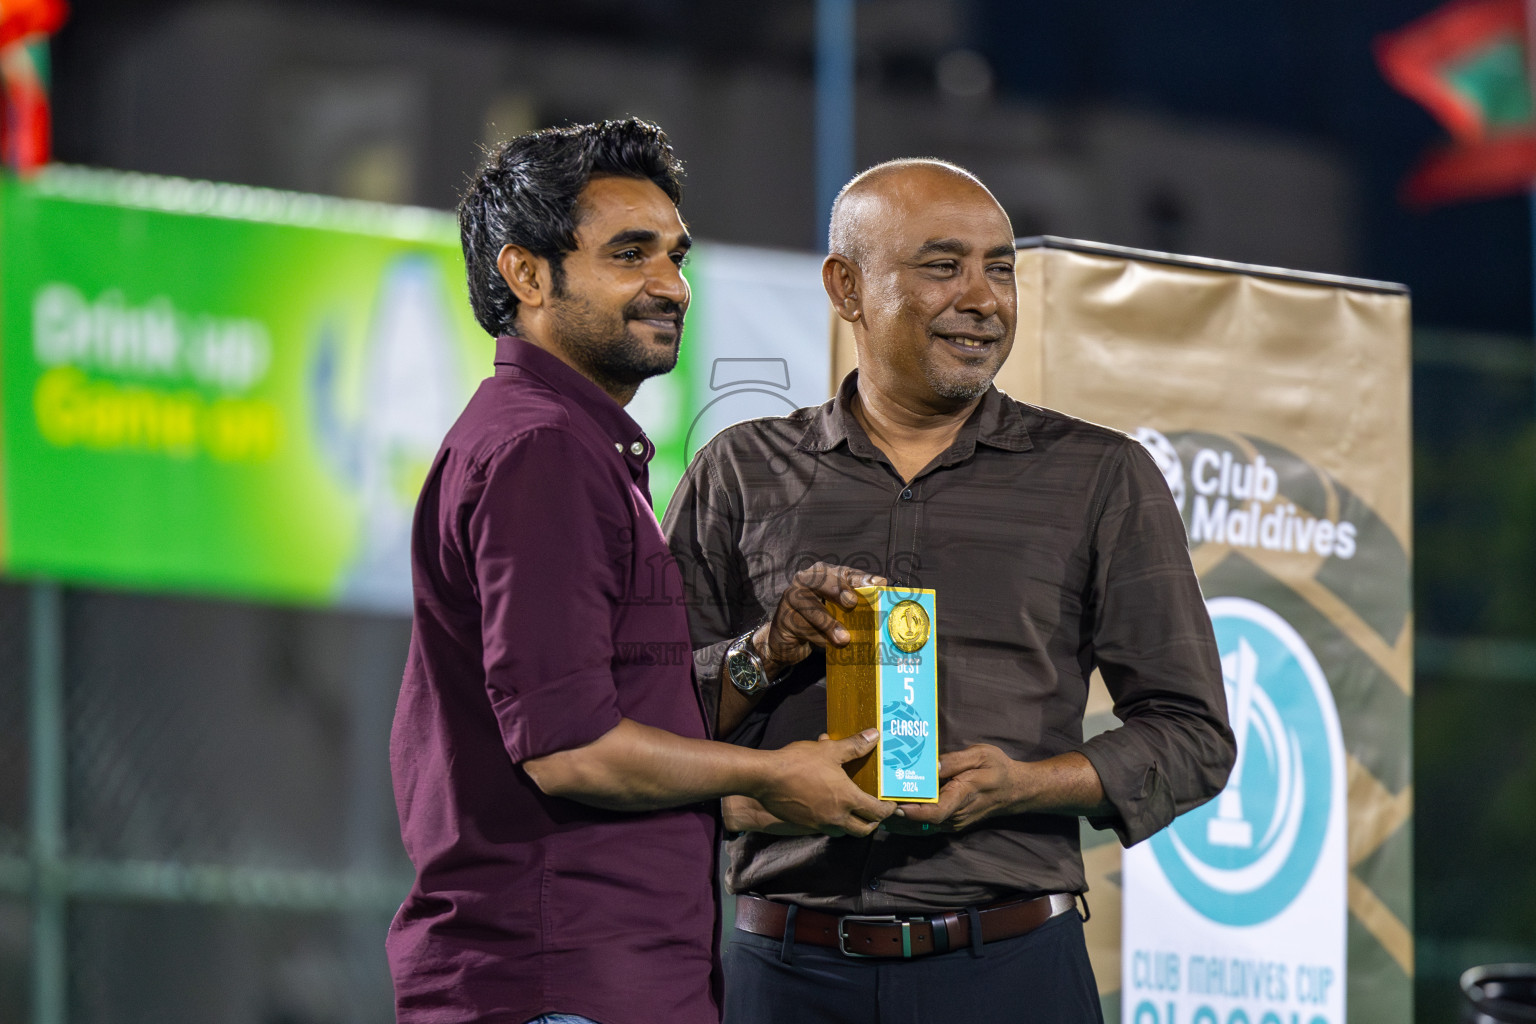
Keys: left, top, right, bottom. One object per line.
{"left": 836, "top": 914, "right": 914, "bottom": 958}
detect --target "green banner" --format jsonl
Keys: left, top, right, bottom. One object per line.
{"left": 1, "top": 168, "right": 484, "bottom": 606}
{"left": 0, "top": 167, "right": 833, "bottom": 610}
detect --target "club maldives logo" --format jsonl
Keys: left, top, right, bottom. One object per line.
{"left": 1134, "top": 428, "right": 1357, "bottom": 560}
{"left": 1149, "top": 597, "right": 1342, "bottom": 927}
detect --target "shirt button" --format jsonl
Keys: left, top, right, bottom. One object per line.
{"left": 614, "top": 443, "right": 623, "bottom": 452}
{"left": 900, "top": 488, "right": 913, "bottom": 500}
{"left": 629, "top": 441, "right": 644, "bottom": 456}
{"left": 867, "top": 879, "right": 880, "bottom": 891}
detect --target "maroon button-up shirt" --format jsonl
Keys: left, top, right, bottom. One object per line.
{"left": 388, "top": 336, "right": 719, "bottom": 1024}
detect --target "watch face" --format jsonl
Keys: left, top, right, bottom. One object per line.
{"left": 728, "top": 647, "right": 763, "bottom": 691}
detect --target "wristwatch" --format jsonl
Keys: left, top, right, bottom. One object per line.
{"left": 725, "top": 629, "right": 778, "bottom": 696}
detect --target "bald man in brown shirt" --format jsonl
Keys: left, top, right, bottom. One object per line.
{"left": 663, "top": 159, "right": 1235, "bottom": 1023}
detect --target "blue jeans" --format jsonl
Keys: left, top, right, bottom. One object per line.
{"left": 526, "top": 1016, "right": 601, "bottom": 1024}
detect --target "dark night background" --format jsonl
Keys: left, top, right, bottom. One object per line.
{"left": 4, "top": 1, "right": 1531, "bottom": 1021}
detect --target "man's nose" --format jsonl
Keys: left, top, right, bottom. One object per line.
{"left": 955, "top": 266, "right": 999, "bottom": 318}
{"left": 649, "top": 260, "right": 690, "bottom": 307}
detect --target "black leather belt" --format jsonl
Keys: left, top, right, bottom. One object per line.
{"left": 734, "top": 892, "right": 1078, "bottom": 959}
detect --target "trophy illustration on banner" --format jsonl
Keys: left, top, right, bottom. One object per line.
{"left": 1208, "top": 638, "right": 1259, "bottom": 848}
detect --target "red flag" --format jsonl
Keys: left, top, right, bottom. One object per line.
{"left": 1400, "top": 133, "right": 1536, "bottom": 204}
{"left": 1, "top": 44, "right": 51, "bottom": 169}
{"left": 0, "top": 0, "right": 67, "bottom": 49}
{"left": 1375, "top": 0, "right": 1536, "bottom": 206}
{"left": 0, "top": 0, "right": 68, "bottom": 172}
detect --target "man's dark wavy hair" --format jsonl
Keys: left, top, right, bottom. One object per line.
{"left": 458, "top": 117, "right": 685, "bottom": 337}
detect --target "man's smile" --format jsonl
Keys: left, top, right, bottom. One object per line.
{"left": 631, "top": 315, "right": 684, "bottom": 344}
{"left": 934, "top": 330, "right": 1002, "bottom": 355}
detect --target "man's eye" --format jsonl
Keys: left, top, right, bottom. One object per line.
{"left": 925, "top": 261, "right": 958, "bottom": 274}
{"left": 672, "top": 252, "right": 690, "bottom": 267}
{"left": 988, "top": 263, "right": 1016, "bottom": 276}
{"left": 616, "top": 249, "right": 642, "bottom": 262}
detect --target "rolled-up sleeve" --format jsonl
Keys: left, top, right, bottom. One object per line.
{"left": 1078, "top": 441, "right": 1236, "bottom": 846}
{"left": 470, "top": 428, "right": 627, "bottom": 763}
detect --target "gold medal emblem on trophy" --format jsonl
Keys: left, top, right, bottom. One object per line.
{"left": 887, "top": 600, "right": 930, "bottom": 653}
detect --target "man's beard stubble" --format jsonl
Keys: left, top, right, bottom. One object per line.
{"left": 922, "top": 319, "right": 1009, "bottom": 403}
{"left": 546, "top": 288, "right": 684, "bottom": 395}
{"left": 923, "top": 362, "right": 994, "bottom": 403}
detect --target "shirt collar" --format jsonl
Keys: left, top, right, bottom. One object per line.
{"left": 493, "top": 335, "right": 655, "bottom": 469}
{"left": 797, "top": 369, "right": 1033, "bottom": 463}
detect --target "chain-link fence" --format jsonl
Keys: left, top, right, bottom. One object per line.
{"left": 1411, "top": 330, "right": 1536, "bottom": 1022}
{"left": 1, "top": 584, "right": 31, "bottom": 1022}
{"left": 0, "top": 582, "right": 412, "bottom": 1024}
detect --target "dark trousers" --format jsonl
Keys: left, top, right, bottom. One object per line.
{"left": 722, "top": 907, "right": 1104, "bottom": 1024}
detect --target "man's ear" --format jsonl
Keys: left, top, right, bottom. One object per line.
{"left": 497, "top": 244, "right": 549, "bottom": 310}
{"left": 822, "top": 255, "right": 862, "bottom": 324}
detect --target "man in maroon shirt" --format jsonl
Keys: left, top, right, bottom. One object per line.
{"left": 388, "top": 118, "right": 894, "bottom": 1024}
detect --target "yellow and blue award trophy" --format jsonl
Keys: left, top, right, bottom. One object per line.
{"left": 826, "top": 586, "right": 939, "bottom": 802}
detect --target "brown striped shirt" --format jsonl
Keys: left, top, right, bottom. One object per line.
{"left": 662, "top": 371, "right": 1234, "bottom": 913}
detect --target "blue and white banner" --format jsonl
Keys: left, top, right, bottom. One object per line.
{"left": 1123, "top": 596, "right": 1348, "bottom": 1024}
